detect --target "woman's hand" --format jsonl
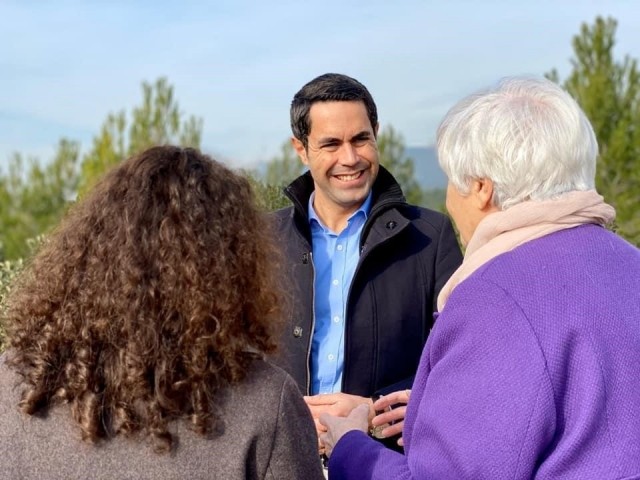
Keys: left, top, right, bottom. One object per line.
{"left": 371, "top": 389, "right": 411, "bottom": 446}
{"left": 304, "top": 393, "right": 374, "bottom": 453}
{"left": 318, "top": 403, "right": 370, "bottom": 457}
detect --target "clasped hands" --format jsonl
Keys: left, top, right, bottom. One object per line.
{"left": 305, "top": 389, "right": 411, "bottom": 457}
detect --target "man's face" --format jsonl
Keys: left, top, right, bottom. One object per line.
{"left": 292, "top": 100, "right": 379, "bottom": 221}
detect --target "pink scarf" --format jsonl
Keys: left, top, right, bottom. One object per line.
{"left": 437, "top": 190, "right": 616, "bottom": 311}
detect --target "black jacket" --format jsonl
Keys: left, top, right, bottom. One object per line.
{"left": 271, "top": 167, "right": 462, "bottom": 396}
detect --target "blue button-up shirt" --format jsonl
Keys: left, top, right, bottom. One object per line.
{"left": 308, "top": 192, "right": 372, "bottom": 394}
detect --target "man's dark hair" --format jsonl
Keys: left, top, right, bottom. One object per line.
{"left": 290, "top": 73, "right": 378, "bottom": 148}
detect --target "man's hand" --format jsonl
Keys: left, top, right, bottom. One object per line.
{"left": 304, "top": 392, "right": 375, "bottom": 431}
{"left": 304, "top": 393, "right": 374, "bottom": 453}
{"left": 371, "top": 389, "right": 411, "bottom": 446}
{"left": 319, "top": 403, "right": 370, "bottom": 457}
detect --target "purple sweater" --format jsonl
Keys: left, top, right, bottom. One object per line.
{"left": 329, "top": 225, "right": 640, "bottom": 479}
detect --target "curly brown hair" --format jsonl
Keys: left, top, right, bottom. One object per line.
{"left": 4, "top": 146, "right": 284, "bottom": 452}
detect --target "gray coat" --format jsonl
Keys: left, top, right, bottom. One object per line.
{"left": 0, "top": 354, "right": 324, "bottom": 480}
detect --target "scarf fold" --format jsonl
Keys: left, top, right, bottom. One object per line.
{"left": 437, "top": 190, "right": 616, "bottom": 311}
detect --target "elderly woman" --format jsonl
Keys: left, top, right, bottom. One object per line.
{"left": 319, "top": 77, "right": 640, "bottom": 479}
{"left": 0, "top": 146, "right": 324, "bottom": 480}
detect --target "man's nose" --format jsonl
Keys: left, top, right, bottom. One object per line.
{"left": 340, "top": 143, "right": 359, "bottom": 165}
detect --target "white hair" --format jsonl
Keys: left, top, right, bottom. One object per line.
{"left": 437, "top": 76, "right": 598, "bottom": 209}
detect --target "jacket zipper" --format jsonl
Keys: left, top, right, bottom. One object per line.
{"left": 306, "top": 251, "right": 316, "bottom": 395}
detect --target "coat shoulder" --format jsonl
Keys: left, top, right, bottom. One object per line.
{"left": 400, "top": 205, "right": 452, "bottom": 233}
{"left": 269, "top": 206, "right": 294, "bottom": 229}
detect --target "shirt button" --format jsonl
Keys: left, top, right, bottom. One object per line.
{"left": 337, "top": 244, "right": 343, "bottom": 251}
{"left": 328, "top": 354, "right": 335, "bottom": 361}
{"left": 332, "top": 279, "right": 339, "bottom": 286}
{"left": 333, "top": 316, "right": 340, "bottom": 323}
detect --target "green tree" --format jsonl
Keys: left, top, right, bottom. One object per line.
{"left": 78, "top": 77, "right": 203, "bottom": 195}
{"left": 0, "top": 78, "right": 203, "bottom": 261}
{"left": 547, "top": 16, "right": 640, "bottom": 245}
{"left": 0, "top": 139, "right": 80, "bottom": 260}
{"left": 422, "top": 188, "right": 446, "bottom": 212}
{"left": 247, "top": 140, "right": 303, "bottom": 212}
{"left": 246, "top": 173, "right": 292, "bottom": 212}
{"left": 264, "top": 140, "right": 306, "bottom": 188}
{"left": 377, "top": 125, "right": 424, "bottom": 206}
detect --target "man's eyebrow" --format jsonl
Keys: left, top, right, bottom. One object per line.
{"left": 317, "top": 136, "right": 341, "bottom": 145}
{"left": 351, "top": 131, "right": 372, "bottom": 141}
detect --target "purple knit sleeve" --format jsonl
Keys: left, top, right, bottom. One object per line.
{"left": 329, "top": 431, "right": 412, "bottom": 480}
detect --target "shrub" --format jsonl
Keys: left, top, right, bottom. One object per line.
{"left": 0, "top": 257, "right": 24, "bottom": 353}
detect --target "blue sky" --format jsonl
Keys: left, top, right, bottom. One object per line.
{"left": 1, "top": 0, "right": 639, "bottom": 171}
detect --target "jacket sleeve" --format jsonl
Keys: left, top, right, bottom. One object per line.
{"left": 329, "top": 278, "right": 555, "bottom": 479}
{"left": 266, "top": 373, "right": 325, "bottom": 480}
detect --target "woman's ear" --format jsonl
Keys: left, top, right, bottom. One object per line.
{"left": 471, "top": 178, "right": 496, "bottom": 211}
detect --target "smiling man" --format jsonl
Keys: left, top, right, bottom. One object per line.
{"left": 272, "top": 73, "right": 462, "bottom": 454}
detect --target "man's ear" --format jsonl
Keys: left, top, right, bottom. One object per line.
{"left": 374, "top": 123, "right": 379, "bottom": 137}
{"left": 291, "top": 137, "right": 309, "bottom": 166}
{"left": 471, "top": 178, "right": 496, "bottom": 211}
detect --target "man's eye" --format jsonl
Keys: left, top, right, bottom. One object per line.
{"left": 322, "top": 143, "right": 339, "bottom": 151}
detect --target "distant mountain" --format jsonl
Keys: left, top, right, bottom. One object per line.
{"left": 405, "top": 146, "right": 447, "bottom": 190}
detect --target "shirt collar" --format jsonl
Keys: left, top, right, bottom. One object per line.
{"left": 308, "top": 191, "right": 373, "bottom": 232}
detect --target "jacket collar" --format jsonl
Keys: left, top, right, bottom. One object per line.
{"left": 283, "top": 166, "right": 406, "bottom": 221}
